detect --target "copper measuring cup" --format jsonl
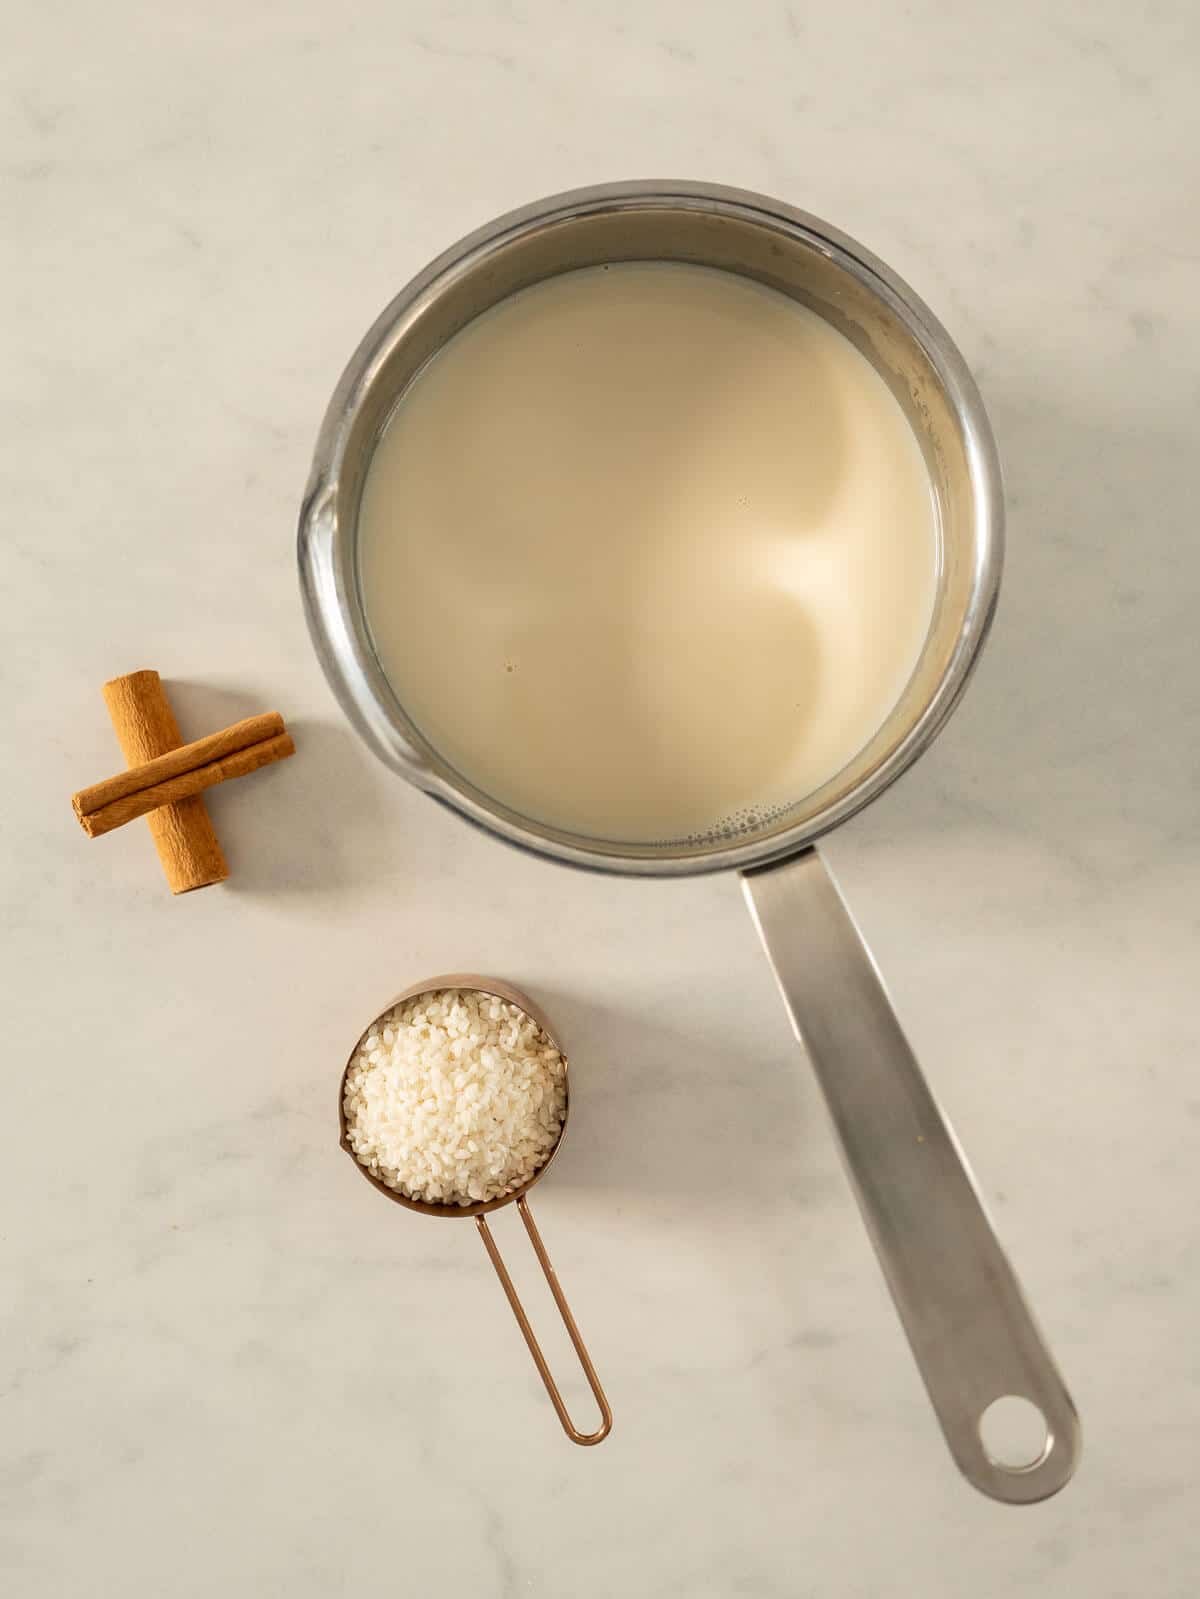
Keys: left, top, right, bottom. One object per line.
{"left": 337, "top": 974, "right": 612, "bottom": 1446}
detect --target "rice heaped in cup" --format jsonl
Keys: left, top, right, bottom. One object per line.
{"left": 342, "top": 989, "right": 567, "bottom": 1206}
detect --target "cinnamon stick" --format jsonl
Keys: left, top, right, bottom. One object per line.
{"left": 74, "top": 713, "right": 293, "bottom": 836}
{"left": 100, "top": 671, "right": 229, "bottom": 893}
{"left": 74, "top": 728, "right": 295, "bottom": 837}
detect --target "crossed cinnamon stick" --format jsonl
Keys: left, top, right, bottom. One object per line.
{"left": 72, "top": 670, "right": 295, "bottom": 893}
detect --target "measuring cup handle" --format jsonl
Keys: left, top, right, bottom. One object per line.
{"left": 742, "top": 847, "right": 1080, "bottom": 1502}
{"left": 476, "top": 1196, "right": 612, "bottom": 1446}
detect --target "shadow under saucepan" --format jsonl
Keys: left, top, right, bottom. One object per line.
{"left": 852, "top": 374, "right": 1199, "bottom": 876}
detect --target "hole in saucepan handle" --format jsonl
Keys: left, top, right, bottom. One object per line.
{"left": 978, "top": 1395, "right": 1052, "bottom": 1472}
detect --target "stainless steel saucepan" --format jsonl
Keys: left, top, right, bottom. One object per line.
{"left": 299, "top": 181, "right": 1079, "bottom": 1502}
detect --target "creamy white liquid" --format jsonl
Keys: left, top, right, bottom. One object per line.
{"left": 359, "top": 263, "right": 937, "bottom": 841}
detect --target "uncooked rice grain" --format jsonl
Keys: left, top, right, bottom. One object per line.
{"left": 343, "top": 989, "right": 567, "bottom": 1206}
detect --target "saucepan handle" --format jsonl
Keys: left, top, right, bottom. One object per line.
{"left": 742, "top": 848, "right": 1079, "bottom": 1502}
{"left": 476, "top": 1196, "right": 612, "bottom": 1446}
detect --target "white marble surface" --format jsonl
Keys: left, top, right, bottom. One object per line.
{"left": 4, "top": 3, "right": 1199, "bottom": 1594}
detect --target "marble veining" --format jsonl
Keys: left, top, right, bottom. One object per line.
{"left": 3, "top": 2, "right": 1199, "bottom": 1594}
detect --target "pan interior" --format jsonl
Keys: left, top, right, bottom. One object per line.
{"left": 325, "top": 193, "right": 995, "bottom": 869}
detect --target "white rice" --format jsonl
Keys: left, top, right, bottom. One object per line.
{"left": 343, "top": 988, "right": 567, "bottom": 1206}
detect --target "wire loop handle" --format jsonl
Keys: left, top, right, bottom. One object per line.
{"left": 477, "top": 1197, "right": 612, "bottom": 1446}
